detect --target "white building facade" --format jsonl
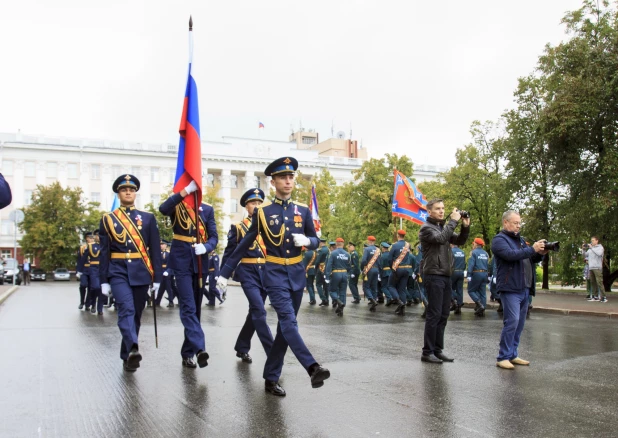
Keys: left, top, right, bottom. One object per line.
{"left": 0, "top": 132, "right": 443, "bottom": 260}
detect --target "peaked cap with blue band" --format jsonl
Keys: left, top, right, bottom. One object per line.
{"left": 240, "top": 188, "right": 265, "bottom": 207}
{"left": 381, "top": 242, "right": 391, "bottom": 249}
{"left": 264, "top": 156, "right": 298, "bottom": 176}
{"left": 113, "top": 174, "right": 141, "bottom": 193}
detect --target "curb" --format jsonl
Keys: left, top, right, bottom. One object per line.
{"left": 462, "top": 302, "right": 618, "bottom": 319}
{"left": 0, "top": 285, "right": 19, "bottom": 306}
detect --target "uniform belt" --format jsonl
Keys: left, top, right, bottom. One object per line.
{"left": 332, "top": 269, "right": 347, "bottom": 273}
{"left": 265, "top": 255, "right": 302, "bottom": 265}
{"left": 382, "top": 267, "right": 391, "bottom": 270}
{"left": 89, "top": 261, "right": 100, "bottom": 265}
{"left": 111, "top": 253, "right": 142, "bottom": 259}
{"left": 473, "top": 270, "right": 487, "bottom": 272}
{"left": 398, "top": 265, "right": 412, "bottom": 268}
{"left": 241, "top": 258, "right": 265, "bottom": 264}
{"left": 84, "top": 263, "right": 90, "bottom": 267}
{"left": 173, "top": 234, "right": 197, "bottom": 243}
{"left": 208, "top": 268, "right": 215, "bottom": 272}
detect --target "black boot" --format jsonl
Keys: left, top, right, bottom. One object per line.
{"left": 385, "top": 299, "right": 393, "bottom": 307}
{"left": 377, "top": 298, "right": 385, "bottom": 304}
{"left": 474, "top": 303, "right": 485, "bottom": 316}
{"left": 449, "top": 300, "right": 457, "bottom": 311}
{"left": 496, "top": 300, "right": 503, "bottom": 313}
{"left": 406, "top": 300, "right": 412, "bottom": 307}
{"left": 395, "top": 301, "right": 405, "bottom": 315}
{"left": 369, "top": 299, "right": 377, "bottom": 312}
{"left": 454, "top": 305, "right": 462, "bottom": 315}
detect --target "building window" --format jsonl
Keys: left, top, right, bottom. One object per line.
{"left": 1, "top": 221, "right": 11, "bottom": 236}
{"left": 151, "top": 167, "right": 160, "bottom": 183}
{"left": 206, "top": 174, "right": 214, "bottom": 187}
{"left": 135, "top": 193, "right": 142, "bottom": 208}
{"left": 24, "top": 190, "right": 34, "bottom": 206}
{"left": 47, "top": 162, "right": 57, "bottom": 178}
{"left": 230, "top": 199, "right": 237, "bottom": 213}
{"left": 111, "top": 165, "right": 121, "bottom": 177}
{"left": 2, "top": 160, "right": 13, "bottom": 176}
{"left": 25, "top": 161, "right": 36, "bottom": 177}
{"left": 67, "top": 163, "right": 78, "bottom": 179}
{"left": 302, "top": 136, "right": 316, "bottom": 145}
{"left": 151, "top": 194, "right": 160, "bottom": 206}
{"left": 131, "top": 167, "right": 140, "bottom": 177}
{"left": 91, "top": 164, "right": 101, "bottom": 179}
{"left": 230, "top": 175, "right": 238, "bottom": 188}
{"left": 90, "top": 192, "right": 100, "bottom": 203}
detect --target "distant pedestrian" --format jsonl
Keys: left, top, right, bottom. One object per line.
{"left": 22, "top": 260, "right": 31, "bottom": 285}
{"left": 585, "top": 237, "right": 606, "bottom": 302}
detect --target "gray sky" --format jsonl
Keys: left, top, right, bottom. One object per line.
{"left": 0, "top": 0, "right": 584, "bottom": 167}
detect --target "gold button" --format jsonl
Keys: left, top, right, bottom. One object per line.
{"left": 286, "top": 250, "right": 290, "bottom": 254}
{"left": 125, "top": 254, "right": 130, "bottom": 259}
{"left": 286, "top": 239, "right": 289, "bottom": 242}
{"left": 284, "top": 217, "right": 288, "bottom": 220}
{"left": 286, "top": 227, "right": 289, "bottom": 231}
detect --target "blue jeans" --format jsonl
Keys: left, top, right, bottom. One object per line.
{"left": 497, "top": 288, "right": 529, "bottom": 361}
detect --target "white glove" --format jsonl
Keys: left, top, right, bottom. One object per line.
{"left": 76, "top": 272, "right": 81, "bottom": 279}
{"left": 292, "top": 233, "right": 311, "bottom": 247}
{"left": 217, "top": 277, "right": 228, "bottom": 292}
{"left": 214, "top": 276, "right": 219, "bottom": 281}
{"left": 102, "top": 283, "right": 111, "bottom": 296}
{"left": 151, "top": 283, "right": 160, "bottom": 294}
{"left": 163, "top": 271, "right": 169, "bottom": 277}
{"left": 463, "top": 270, "right": 467, "bottom": 277}
{"left": 350, "top": 274, "right": 355, "bottom": 278}
{"left": 493, "top": 277, "right": 497, "bottom": 284}
{"left": 467, "top": 277, "right": 472, "bottom": 282}
{"left": 377, "top": 276, "right": 381, "bottom": 281}
{"left": 194, "top": 243, "right": 207, "bottom": 255}
{"left": 316, "top": 230, "right": 322, "bottom": 238}
{"left": 184, "top": 180, "right": 198, "bottom": 194}
{"left": 325, "top": 279, "right": 330, "bottom": 284}
{"left": 412, "top": 273, "right": 416, "bottom": 279}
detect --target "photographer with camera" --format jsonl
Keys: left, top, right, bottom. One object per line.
{"left": 492, "top": 210, "right": 547, "bottom": 370}
{"left": 585, "top": 237, "right": 606, "bottom": 302}
{"left": 419, "top": 199, "right": 470, "bottom": 364}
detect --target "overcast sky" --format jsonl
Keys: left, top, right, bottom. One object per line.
{"left": 0, "top": 0, "right": 584, "bottom": 167}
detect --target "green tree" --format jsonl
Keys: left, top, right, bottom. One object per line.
{"left": 329, "top": 154, "right": 415, "bottom": 245}
{"left": 292, "top": 168, "right": 338, "bottom": 233}
{"left": 19, "top": 182, "right": 105, "bottom": 271}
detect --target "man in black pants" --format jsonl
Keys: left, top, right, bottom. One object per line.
{"left": 419, "top": 199, "right": 470, "bottom": 364}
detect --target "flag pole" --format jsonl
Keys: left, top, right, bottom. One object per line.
{"left": 189, "top": 15, "right": 204, "bottom": 289}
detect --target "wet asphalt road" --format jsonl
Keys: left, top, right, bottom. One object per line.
{"left": 1, "top": 282, "right": 618, "bottom": 438}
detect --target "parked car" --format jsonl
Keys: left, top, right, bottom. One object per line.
{"left": 3, "top": 258, "right": 22, "bottom": 285}
{"left": 0, "top": 269, "right": 4, "bottom": 285}
{"left": 53, "top": 268, "right": 71, "bottom": 281}
{"left": 31, "top": 268, "right": 46, "bottom": 281}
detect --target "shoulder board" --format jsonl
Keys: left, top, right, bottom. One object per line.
{"left": 294, "top": 202, "right": 308, "bottom": 208}
{"left": 203, "top": 202, "right": 212, "bottom": 207}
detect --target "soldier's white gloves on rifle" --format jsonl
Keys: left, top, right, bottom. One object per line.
{"left": 292, "top": 233, "right": 311, "bottom": 247}
{"left": 101, "top": 283, "right": 111, "bottom": 297}
{"left": 463, "top": 270, "right": 467, "bottom": 277}
{"left": 194, "top": 243, "right": 207, "bottom": 255}
{"left": 184, "top": 181, "right": 198, "bottom": 194}
{"left": 163, "top": 271, "right": 169, "bottom": 277}
{"left": 151, "top": 283, "right": 160, "bottom": 294}
{"left": 316, "top": 230, "right": 322, "bottom": 238}
{"left": 350, "top": 274, "right": 355, "bottom": 278}
{"left": 217, "top": 277, "right": 228, "bottom": 293}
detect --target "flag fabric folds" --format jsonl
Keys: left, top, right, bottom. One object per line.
{"left": 258, "top": 122, "right": 265, "bottom": 129}
{"left": 392, "top": 169, "right": 428, "bottom": 225}
{"left": 173, "top": 57, "right": 202, "bottom": 208}
{"left": 309, "top": 182, "right": 321, "bottom": 232}
{"left": 110, "top": 194, "right": 120, "bottom": 212}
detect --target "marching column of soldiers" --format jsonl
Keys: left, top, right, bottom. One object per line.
{"left": 73, "top": 155, "right": 502, "bottom": 395}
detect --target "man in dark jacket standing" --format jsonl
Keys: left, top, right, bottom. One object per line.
{"left": 419, "top": 199, "right": 470, "bottom": 364}
{"left": 492, "top": 210, "right": 546, "bottom": 370}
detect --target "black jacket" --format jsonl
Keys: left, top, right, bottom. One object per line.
{"left": 419, "top": 217, "right": 469, "bottom": 277}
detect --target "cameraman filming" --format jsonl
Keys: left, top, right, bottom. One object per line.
{"left": 419, "top": 199, "right": 470, "bottom": 364}
{"left": 585, "top": 237, "right": 606, "bottom": 302}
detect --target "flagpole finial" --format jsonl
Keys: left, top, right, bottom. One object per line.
{"left": 189, "top": 16, "right": 193, "bottom": 31}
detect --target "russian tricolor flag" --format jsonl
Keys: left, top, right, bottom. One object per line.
{"left": 173, "top": 20, "right": 202, "bottom": 208}
{"left": 310, "top": 182, "right": 321, "bottom": 232}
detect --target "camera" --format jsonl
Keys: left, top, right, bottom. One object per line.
{"left": 542, "top": 240, "right": 560, "bottom": 252}
{"left": 457, "top": 210, "right": 470, "bottom": 219}
{"left": 582, "top": 243, "right": 590, "bottom": 250}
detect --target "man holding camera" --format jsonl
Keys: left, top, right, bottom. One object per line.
{"left": 492, "top": 210, "right": 547, "bottom": 370}
{"left": 419, "top": 199, "right": 470, "bottom": 364}
{"left": 585, "top": 237, "right": 606, "bottom": 302}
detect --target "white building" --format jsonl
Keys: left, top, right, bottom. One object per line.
{"left": 0, "top": 131, "right": 444, "bottom": 260}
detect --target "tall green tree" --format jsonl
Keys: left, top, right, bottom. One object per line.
{"left": 19, "top": 182, "right": 105, "bottom": 271}
{"left": 293, "top": 168, "right": 337, "bottom": 233}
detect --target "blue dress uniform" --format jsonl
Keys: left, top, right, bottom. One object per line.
{"left": 451, "top": 246, "right": 466, "bottom": 311}
{"left": 222, "top": 188, "right": 274, "bottom": 362}
{"left": 155, "top": 242, "right": 173, "bottom": 307}
{"left": 379, "top": 243, "right": 394, "bottom": 302}
{"left": 303, "top": 248, "right": 317, "bottom": 304}
{"left": 86, "top": 236, "right": 104, "bottom": 314}
{"left": 159, "top": 190, "right": 218, "bottom": 363}
{"left": 315, "top": 241, "right": 330, "bottom": 304}
{"left": 220, "top": 157, "right": 328, "bottom": 391}
{"left": 0, "top": 172, "right": 12, "bottom": 209}
{"left": 347, "top": 245, "right": 361, "bottom": 302}
{"left": 360, "top": 237, "right": 380, "bottom": 307}
{"left": 99, "top": 175, "right": 162, "bottom": 366}
{"left": 325, "top": 239, "right": 352, "bottom": 315}
{"left": 405, "top": 255, "right": 419, "bottom": 304}
{"left": 206, "top": 252, "right": 224, "bottom": 305}
{"left": 387, "top": 230, "right": 413, "bottom": 315}
{"left": 467, "top": 239, "right": 490, "bottom": 315}
{"left": 414, "top": 246, "right": 428, "bottom": 308}
{"left": 76, "top": 234, "right": 91, "bottom": 309}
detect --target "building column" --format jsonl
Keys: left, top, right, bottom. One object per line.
{"left": 242, "top": 171, "right": 258, "bottom": 190}
{"left": 217, "top": 169, "right": 232, "bottom": 245}
{"left": 101, "top": 165, "right": 113, "bottom": 210}
{"left": 139, "top": 166, "right": 151, "bottom": 209}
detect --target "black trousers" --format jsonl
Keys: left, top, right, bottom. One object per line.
{"left": 422, "top": 274, "right": 452, "bottom": 356}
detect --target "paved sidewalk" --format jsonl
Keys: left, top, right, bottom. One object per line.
{"left": 0, "top": 284, "right": 19, "bottom": 305}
